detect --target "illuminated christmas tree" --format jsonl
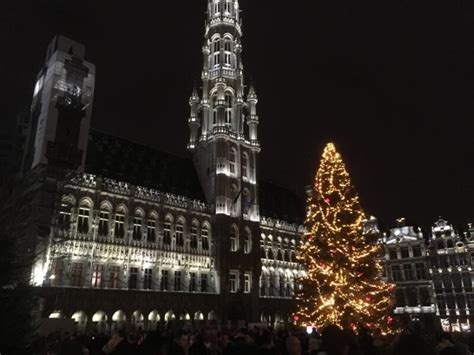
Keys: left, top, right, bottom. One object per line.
{"left": 295, "top": 143, "right": 394, "bottom": 332}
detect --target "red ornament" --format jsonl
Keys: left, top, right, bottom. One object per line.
{"left": 366, "top": 323, "right": 372, "bottom": 328}
{"left": 293, "top": 315, "right": 300, "bottom": 322}
{"left": 330, "top": 249, "right": 337, "bottom": 254}
{"left": 324, "top": 198, "right": 331, "bottom": 204}
{"left": 387, "top": 316, "right": 393, "bottom": 324}
{"left": 365, "top": 296, "right": 372, "bottom": 302}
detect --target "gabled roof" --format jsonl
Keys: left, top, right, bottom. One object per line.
{"left": 85, "top": 130, "right": 205, "bottom": 201}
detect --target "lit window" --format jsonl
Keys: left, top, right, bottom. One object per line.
{"left": 91, "top": 265, "right": 103, "bottom": 288}
{"left": 230, "top": 226, "right": 239, "bottom": 252}
{"left": 161, "top": 270, "right": 169, "bottom": 291}
{"left": 244, "top": 272, "right": 251, "bottom": 293}
{"left": 71, "top": 263, "right": 83, "bottom": 287}
{"left": 58, "top": 202, "right": 72, "bottom": 228}
{"left": 229, "top": 271, "right": 238, "bottom": 293}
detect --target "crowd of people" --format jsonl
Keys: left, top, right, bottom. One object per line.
{"left": 30, "top": 324, "right": 474, "bottom": 355}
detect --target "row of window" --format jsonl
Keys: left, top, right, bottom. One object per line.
{"left": 210, "top": 0, "right": 235, "bottom": 17}
{"left": 50, "top": 262, "right": 214, "bottom": 293}
{"left": 394, "top": 287, "right": 432, "bottom": 307}
{"left": 228, "top": 271, "right": 252, "bottom": 293}
{"left": 387, "top": 245, "right": 423, "bottom": 259}
{"left": 391, "top": 263, "right": 428, "bottom": 282}
{"left": 437, "top": 293, "right": 474, "bottom": 312}
{"left": 61, "top": 206, "right": 211, "bottom": 249}
{"left": 432, "top": 273, "right": 473, "bottom": 293}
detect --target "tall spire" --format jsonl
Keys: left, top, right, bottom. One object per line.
{"left": 187, "top": 0, "right": 259, "bottom": 151}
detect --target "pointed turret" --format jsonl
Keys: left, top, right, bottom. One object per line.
{"left": 187, "top": 87, "right": 201, "bottom": 150}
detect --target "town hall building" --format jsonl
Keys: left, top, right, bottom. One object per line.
{"left": 22, "top": 0, "right": 306, "bottom": 332}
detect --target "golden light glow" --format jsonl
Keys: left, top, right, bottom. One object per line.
{"left": 295, "top": 143, "right": 395, "bottom": 333}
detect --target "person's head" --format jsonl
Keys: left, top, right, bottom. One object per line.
{"left": 285, "top": 335, "right": 302, "bottom": 355}
{"left": 321, "top": 325, "right": 349, "bottom": 355}
{"left": 175, "top": 330, "right": 189, "bottom": 350}
{"left": 112, "top": 330, "right": 126, "bottom": 343}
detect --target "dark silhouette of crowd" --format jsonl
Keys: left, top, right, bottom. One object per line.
{"left": 27, "top": 324, "right": 474, "bottom": 355}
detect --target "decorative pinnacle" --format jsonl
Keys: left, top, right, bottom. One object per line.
{"left": 190, "top": 86, "right": 200, "bottom": 104}
{"left": 248, "top": 85, "right": 257, "bottom": 100}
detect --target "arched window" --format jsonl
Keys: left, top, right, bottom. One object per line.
{"left": 212, "top": 95, "right": 218, "bottom": 125}
{"left": 230, "top": 225, "right": 239, "bottom": 252}
{"left": 114, "top": 207, "right": 126, "bottom": 239}
{"left": 132, "top": 210, "right": 144, "bottom": 240}
{"left": 77, "top": 200, "right": 91, "bottom": 234}
{"left": 202, "top": 225, "right": 210, "bottom": 250}
{"left": 191, "top": 221, "right": 199, "bottom": 249}
{"left": 163, "top": 216, "right": 173, "bottom": 245}
{"left": 244, "top": 228, "right": 252, "bottom": 254}
{"left": 58, "top": 196, "right": 74, "bottom": 228}
{"left": 98, "top": 203, "right": 111, "bottom": 237}
{"left": 176, "top": 218, "right": 185, "bottom": 247}
{"left": 229, "top": 148, "right": 237, "bottom": 174}
{"left": 212, "top": 39, "right": 221, "bottom": 68}
{"left": 225, "top": 92, "right": 232, "bottom": 124}
{"left": 241, "top": 152, "right": 249, "bottom": 179}
{"left": 147, "top": 213, "right": 157, "bottom": 242}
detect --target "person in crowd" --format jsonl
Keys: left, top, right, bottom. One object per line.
{"left": 285, "top": 335, "right": 302, "bottom": 355}
{"left": 167, "top": 329, "right": 190, "bottom": 355}
{"left": 100, "top": 330, "right": 131, "bottom": 355}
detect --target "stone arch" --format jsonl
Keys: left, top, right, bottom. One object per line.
{"left": 131, "top": 310, "right": 145, "bottom": 330}
{"left": 134, "top": 208, "right": 145, "bottom": 217}
{"left": 71, "top": 311, "right": 88, "bottom": 332}
{"left": 208, "top": 310, "right": 217, "bottom": 321}
{"left": 164, "top": 310, "right": 176, "bottom": 322}
{"left": 194, "top": 311, "right": 204, "bottom": 321}
{"left": 49, "top": 310, "right": 65, "bottom": 319}
{"left": 78, "top": 197, "right": 93, "bottom": 209}
{"left": 180, "top": 312, "right": 191, "bottom": 321}
{"left": 112, "top": 310, "right": 127, "bottom": 330}
{"left": 99, "top": 200, "right": 113, "bottom": 211}
{"left": 148, "top": 310, "right": 161, "bottom": 331}
{"left": 92, "top": 311, "right": 108, "bottom": 333}
{"left": 261, "top": 312, "right": 271, "bottom": 324}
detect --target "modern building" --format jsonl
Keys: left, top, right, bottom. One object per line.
{"left": 21, "top": 0, "right": 306, "bottom": 333}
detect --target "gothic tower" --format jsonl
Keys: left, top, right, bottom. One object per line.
{"left": 188, "top": 0, "right": 262, "bottom": 323}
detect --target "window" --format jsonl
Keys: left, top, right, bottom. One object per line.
{"left": 391, "top": 265, "right": 402, "bottom": 282}
{"left": 176, "top": 222, "right": 184, "bottom": 247}
{"left": 229, "top": 271, "right": 238, "bottom": 293}
{"left": 241, "top": 153, "right": 248, "bottom": 179}
{"left": 164, "top": 219, "right": 172, "bottom": 245}
{"left": 389, "top": 249, "right": 398, "bottom": 260}
{"left": 244, "top": 229, "right": 251, "bottom": 254}
{"left": 412, "top": 246, "right": 422, "bottom": 257}
{"left": 109, "top": 266, "right": 120, "bottom": 289}
{"left": 230, "top": 226, "right": 238, "bottom": 252}
{"left": 129, "top": 267, "right": 138, "bottom": 289}
{"left": 98, "top": 210, "right": 109, "bottom": 237}
{"left": 50, "top": 260, "right": 63, "bottom": 287}
{"left": 132, "top": 217, "right": 142, "bottom": 240}
{"left": 202, "top": 227, "right": 209, "bottom": 250}
{"left": 403, "top": 264, "right": 414, "bottom": 281}
{"left": 463, "top": 272, "right": 472, "bottom": 292}
{"left": 58, "top": 202, "right": 72, "bottom": 227}
{"left": 190, "top": 272, "right": 197, "bottom": 292}
{"left": 147, "top": 219, "right": 156, "bottom": 242}
{"left": 144, "top": 269, "right": 153, "bottom": 290}
{"left": 71, "top": 263, "right": 83, "bottom": 287}
{"left": 190, "top": 225, "right": 198, "bottom": 249}
{"left": 279, "top": 275, "right": 286, "bottom": 296}
{"left": 161, "top": 270, "right": 169, "bottom": 291}
{"left": 400, "top": 247, "right": 409, "bottom": 258}
{"left": 225, "top": 93, "right": 232, "bottom": 123}
{"left": 213, "top": 52, "right": 221, "bottom": 68}
{"left": 201, "top": 274, "right": 208, "bottom": 292}
{"left": 407, "top": 287, "right": 417, "bottom": 307}
{"left": 453, "top": 273, "right": 463, "bottom": 293}
{"left": 395, "top": 289, "right": 405, "bottom": 307}
{"left": 212, "top": 96, "right": 218, "bottom": 125}
{"left": 241, "top": 273, "right": 250, "bottom": 294}
{"left": 415, "top": 263, "right": 427, "bottom": 280}
{"left": 420, "top": 287, "right": 431, "bottom": 306}
{"left": 174, "top": 271, "right": 182, "bottom": 291}
{"left": 437, "top": 295, "right": 446, "bottom": 311}
{"left": 91, "top": 265, "right": 103, "bottom": 288}
{"left": 229, "top": 149, "right": 236, "bottom": 174}
{"left": 77, "top": 207, "right": 90, "bottom": 234}
{"left": 114, "top": 212, "right": 125, "bottom": 239}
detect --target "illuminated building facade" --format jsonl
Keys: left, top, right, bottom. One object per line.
{"left": 24, "top": 0, "right": 305, "bottom": 332}
{"left": 381, "top": 218, "right": 474, "bottom": 332}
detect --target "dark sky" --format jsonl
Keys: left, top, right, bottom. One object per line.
{"left": 2, "top": 0, "right": 474, "bottom": 229}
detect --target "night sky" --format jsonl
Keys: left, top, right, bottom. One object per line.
{"left": 2, "top": 0, "right": 473, "bottom": 229}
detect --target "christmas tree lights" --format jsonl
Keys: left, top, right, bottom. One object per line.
{"left": 295, "top": 143, "right": 394, "bottom": 332}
